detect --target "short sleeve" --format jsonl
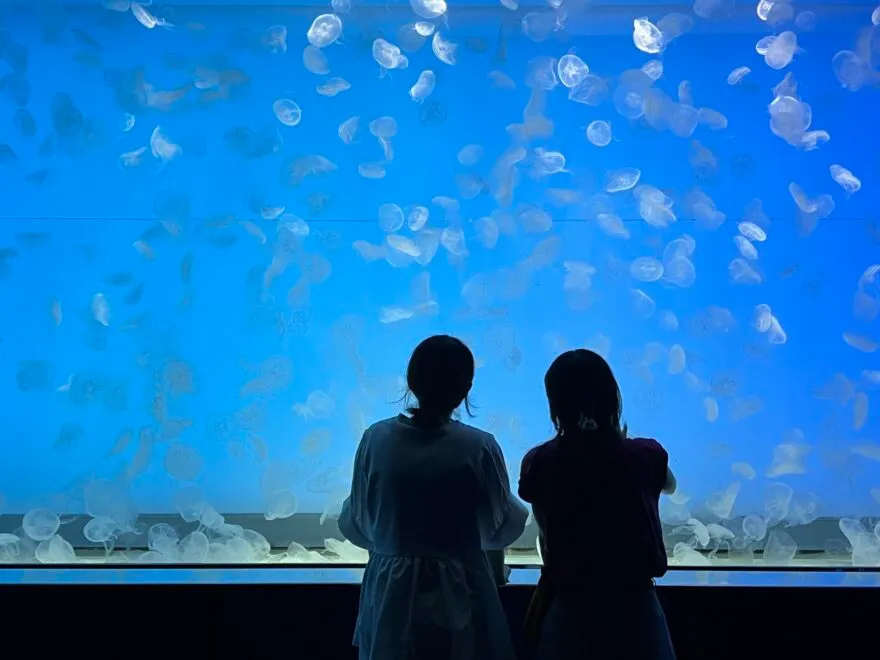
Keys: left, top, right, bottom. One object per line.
{"left": 479, "top": 435, "right": 529, "bottom": 550}
{"left": 337, "top": 430, "right": 373, "bottom": 551}
{"left": 631, "top": 437, "right": 668, "bottom": 496}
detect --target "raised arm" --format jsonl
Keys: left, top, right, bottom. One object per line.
{"left": 662, "top": 465, "right": 677, "bottom": 495}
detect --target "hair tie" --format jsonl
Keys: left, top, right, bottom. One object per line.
{"left": 578, "top": 413, "right": 598, "bottom": 431}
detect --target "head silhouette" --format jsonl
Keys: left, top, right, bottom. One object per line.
{"left": 544, "top": 349, "right": 626, "bottom": 440}
{"left": 406, "top": 335, "right": 475, "bottom": 424}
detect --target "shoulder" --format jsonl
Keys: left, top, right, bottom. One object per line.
{"left": 364, "top": 417, "right": 396, "bottom": 436}
{"left": 624, "top": 437, "right": 668, "bottom": 463}
{"left": 360, "top": 417, "right": 400, "bottom": 445}
{"left": 449, "top": 420, "right": 496, "bottom": 447}
{"left": 519, "top": 438, "right": 558, "bottom": 479}
{"left": 517, "top": 439, "right": 557, "bottom": 502}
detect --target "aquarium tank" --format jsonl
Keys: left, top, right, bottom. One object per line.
{"left": 0, "top": 0, "right": 878, "bottom": 570}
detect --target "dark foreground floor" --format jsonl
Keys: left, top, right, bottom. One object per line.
{"left": 2, "top": 572, "right": 878, "bottom": 658}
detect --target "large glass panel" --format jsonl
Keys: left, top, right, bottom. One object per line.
{"left": 0, "top": 0, "right": 879, "bottom": 570}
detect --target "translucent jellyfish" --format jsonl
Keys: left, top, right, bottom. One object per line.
{"left": 668, "top": 344, "right": 686, "bottom": 375}
{"left": 641, "top": 60, "right": 663, "bottom": 81}
{"left": 568, "top": 75, "right": 608, "bottom": 106}
{"left": 518, "top": 206, "right": 553, "bottom": 233}
{"left": 272, "top": 99, "right": 301, "bottom": 127}
{"left": 829, "top": 164, "right": 861, "bottom": 194}
{"left": 265, "top": 490, "right": 298, "bottom": 521}
{"left": 764, "top": 529, "right": 797, "bottom": 565}
{"left": 707, "top": 523, "right": 735, "bottom": 544}
{"left": 50, "top": 92, "right": 83, "bottom": 136}
{"left": 35, "top": 535, "right": 76, "bottom": 563}
{"left": 307, "top": 14, "right": 342, "bottom": 48}
{"left": 766, "top": 441, "right": 810, "bottom": 478}
{"left": 410, "top": 0, "right": 446, "bottom": 19}
{"left": 386, "top": 235, "right": 421, "bottom": 258}
{"left": 769, "top": 96, "right": 811, "bottom": 146}
{"left": 672, "top": 542, "right": 711, "bottom": 566}
{"left": 0, "top": 533, "right": 22, "bottom": 562}
{"left": 833, "top": 50, "right": 872, "bottom": 92}
{"left": 522, "top": 11, "right": 560, "bottom": 43}
{"left": 795, "top": 11, "right": 816, "bottom": 31}
{"left": 738, "top": 221, "right": 767, "bottom": 242}
{"left": 172, "top": 486, "right": 205, "bottom": 524}
{"left": 488, "top": 70, "right": 516, "bottom": 90}
{"left": 338, "top": 116, "right": 359, "bottom": 144}
{"left": 663, "top": 256, "right": 696, "bottom": 288}
{"left": 767, "top": 316, "right": 787, "bottom": 344}
{"left": 657, "top": 12, "right": 694, "bottom": 42}
{"left": 705, "top": 482, "right": 740, "bottom": 519}
{"left": 379, "top": 307, "right": 413, "bottom": 323}
{"left": 630, "top": 289, "right": 656, "bottom": 320}
{"left": 262, "top": 24, "right": 287, "bottom": 53}
{"left": 408, "top": 205, "right": 429, "bottom": 231}
{"left": 316, "top": 77, "right": 350, "bottom": 97}
{"left": 410, "top": 70, "right": 436, "bottom": 103}
{"left": 301, "top": 44, "right": 329, "bottom": 74}
{"left": 526, "top": 56, "right": 559, "bottom": 90}
{"left": 457, "top": 144, "right": 484, "bottom": 167}
{"left": 754, "top": 304, "right": 773, "bottom": 332}
{"left": 150, "top": 125, "right": 181, "bottom": 162}
{"left": 83, "top": 517, "right": 116, "bottom": 543}
{"left": 163, "top": 442, "right": 204, "bottom": 481}
{"left": 413, "top": 21, "right": 435, "bottom": 37}
{"left": 475, "top": 217, "right": 500, "bottom": 249}
{"left": 843, "top": 333, "right": 879, "bottom": 353}
{"left": 179, "top": 530, "right": 209, "bottom": 562}
{"left": 734, "top": 235, "right": 758, "bottom": 260}
{"left": 605, "top": 168, "right": 641, "bottom": 193}
{"left": 16, "top": 360, "right": 54, "bottom": 391}
{"left": 658, "top": 310, "right": 678, "bottom": 331}
{"left": 763, "top": 482, "right": 794, "bottom": 526}
{"left": 585, "top": 120, "right": 612, "bottom": 147}
{"left": 632, "top": 18, "right": 665, "bottom": 54}
{"left": 557, "top": 53, "right": 589, "bottom": 88}
{"left": 854, "top": 392, "right": 869, "bottom": 431}
{"left": 727, "top": 66, "right": 751, "bottom": 85}
{"left": 729, "top": 258, "right": 762, "bottom": 285}
{"left": 23, "top": 508, "right": 61, "bottom": 541}
{"left": 693, "top": 0, "right": 734, "bottom": 20}
{"left": 669, "top": 104, "right": 700, "bottom": 138}
{"left": 764, "top": 32, "right": 797, "bottom": 69}
{"left": 354, "top": 241, "right": 385, "bottom": 262}
{"left": 698, "top": 108, "right": 728, "bottom": 130}
{"left": 639, "top": 198, "right": 677, "bottom": 229}
{"left": 369, "top": 116, "right": 398, "bottom": 139}
{"left": 378, "top": 203, "right": 405, "bottom": 232}
{"left": 431, "top": 32, "right": 457, "bottom": 66}
{"left": 613, "top": 69, "right": 653, "bottom": 119}
{"left": 742, "top": 513, "right": 767, "bottom": 541}
{"left": 299, "top": 428, "right": 335, "bottom": 457}
{"left": 630, "top": 257, "right": 664, "bottom": 283}
{"left": 147, "top": 524, "right": 179, "bottom": 559}
{"left": 358, "top": 162, "right": 386, "bottom": 179}
{"left": 597, "top": 213, "right": 629, "bottom": 239}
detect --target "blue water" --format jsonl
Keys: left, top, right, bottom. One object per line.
{"left": 1, "top": 565, "right": 878, "bottom": 587}
{"left": 0, "top": 1, "right": 879, "bottom": 564}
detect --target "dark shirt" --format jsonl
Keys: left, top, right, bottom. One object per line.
{"left": 519, "top": 436, "right": 669, "bottom": 591}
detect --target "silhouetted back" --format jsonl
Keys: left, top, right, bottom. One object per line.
{"left": 519, "top": 434, "right": 668, "bottom": 590}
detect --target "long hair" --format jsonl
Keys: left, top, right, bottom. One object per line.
{"left": 405, "top": 335, "right": 475, "bottom": 426}
{"left": 544, "top": 349, "right": 626, "bottom": 443}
